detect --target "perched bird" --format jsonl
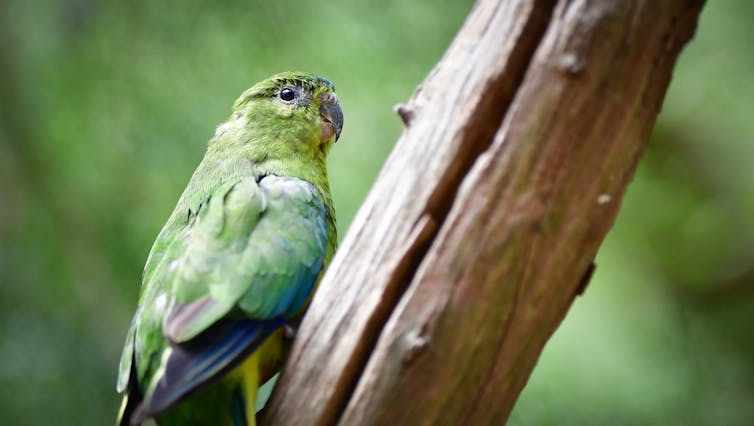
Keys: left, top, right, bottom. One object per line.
{"left": 116, "top": 72, "right": 343, "bottom": 426}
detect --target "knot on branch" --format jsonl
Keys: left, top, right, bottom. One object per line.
{"left": 402, "top": 328, "right": 429, "bottom": 365}
{"left": 558, "top": 52, "right": 586, "bottom": 76}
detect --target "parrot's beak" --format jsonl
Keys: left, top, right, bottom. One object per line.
{"left": 319, "top": 92, "right": 343, "bottom": 142}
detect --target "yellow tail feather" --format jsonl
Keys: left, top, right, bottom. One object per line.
{"left": 233, "top": 351, "right": 260, "bottom": 426}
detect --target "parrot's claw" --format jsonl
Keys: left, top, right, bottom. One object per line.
{"left": 283, "top": 324, "right": 298, "bottom": 340}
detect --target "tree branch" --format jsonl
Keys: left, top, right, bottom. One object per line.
{"left": 263, "top": 0, "right": 705, "bottom": 424}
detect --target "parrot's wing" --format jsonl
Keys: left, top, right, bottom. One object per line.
{"left": 132, "top": 317, "right": 285, "bottom": 423}
{"left": 163, "top": 175, "right": 328, "bottom": 343}
{"left": 125, "top": 175, "right": 329, "bottom": 421}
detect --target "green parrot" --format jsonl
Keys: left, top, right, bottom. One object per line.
{"left": 116, "top": 72, "right": 343, "bottom": 426}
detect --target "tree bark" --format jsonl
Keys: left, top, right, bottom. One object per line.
{"left": 263, "top": 0, "right": 704, "bottom": 424}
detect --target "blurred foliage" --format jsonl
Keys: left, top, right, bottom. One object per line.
{"left": 0, "top": 0, "right": 751, "bottom": 425}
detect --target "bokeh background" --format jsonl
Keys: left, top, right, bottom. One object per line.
{"left": 1, "top": 1, "right": 752, "bottom": 425}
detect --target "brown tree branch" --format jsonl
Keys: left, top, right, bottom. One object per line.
{"left": 263, "top": 0, "right": 704, "bottom": 424}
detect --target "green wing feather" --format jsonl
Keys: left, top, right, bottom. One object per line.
{"left": 116, "top": 174, "right": 329, "bottom": 412}
{"left": 163, "top": 175, "right": 328, "bottom": 342}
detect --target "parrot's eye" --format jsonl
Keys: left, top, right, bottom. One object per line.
{"left": 279, "top": 87, "right": 295, "bottom": 102}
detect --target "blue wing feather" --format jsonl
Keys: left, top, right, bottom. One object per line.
{"left": 132, "top": 317, "right": 285, "bottom": 423}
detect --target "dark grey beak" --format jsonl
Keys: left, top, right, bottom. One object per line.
{"left": 319, "top": 92, "right": 343, "bottom": 142}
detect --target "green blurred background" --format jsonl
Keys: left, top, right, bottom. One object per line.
{"left": 0, "top": 1, "right": 751, "bottom": 425}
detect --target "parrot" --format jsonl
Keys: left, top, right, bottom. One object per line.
{"left": 115, "top": 71, "right": 343, "bottom": 426}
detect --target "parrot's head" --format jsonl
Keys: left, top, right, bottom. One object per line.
{"left": 231, "top": 71, "right": 343, "bottom": 158}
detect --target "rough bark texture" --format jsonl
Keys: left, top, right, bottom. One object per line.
{"left": 263, "top": 0, "right": 704, "bottom": 424}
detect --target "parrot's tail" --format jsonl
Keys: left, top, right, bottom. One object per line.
{"left": 117, "top": 391, "right": 141, "bottom": 426}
